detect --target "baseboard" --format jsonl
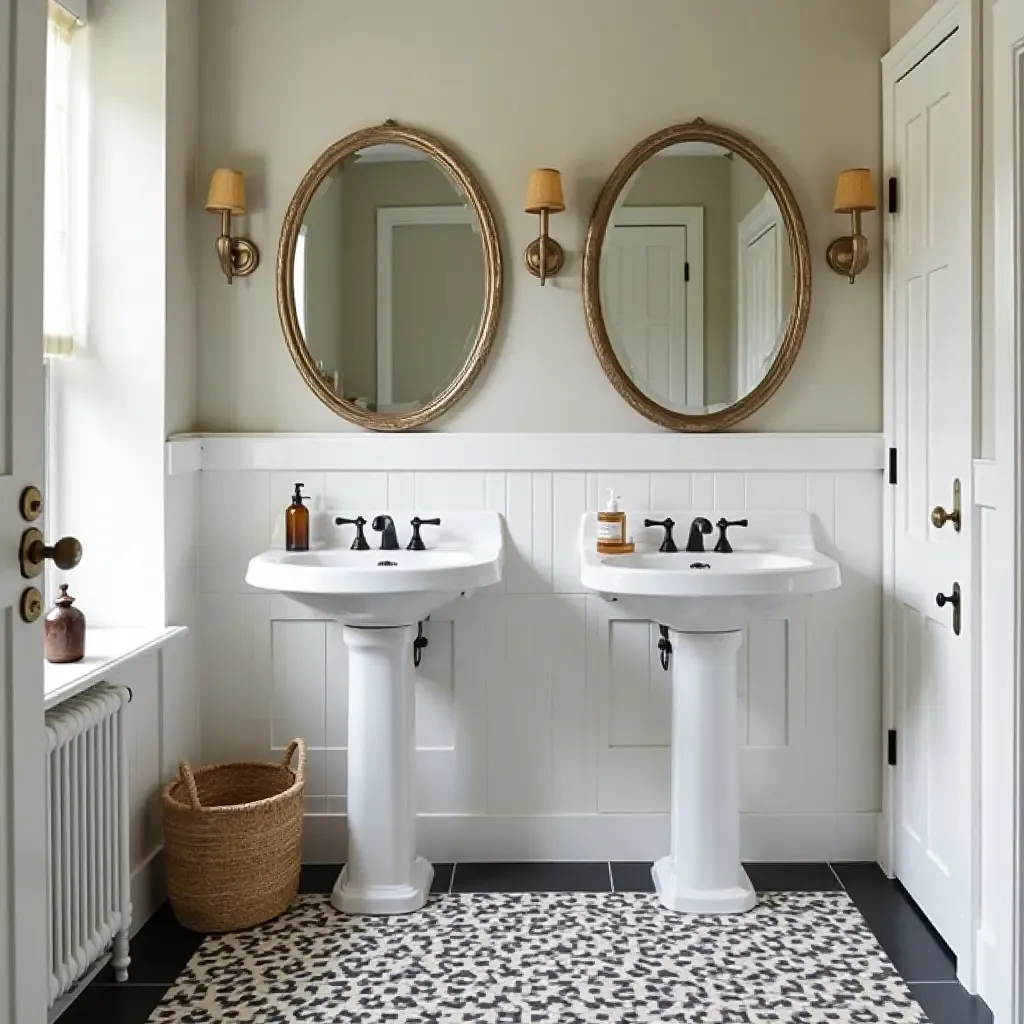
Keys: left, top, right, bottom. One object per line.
{"left": 129, "top": 846, "right": 166, "bottom": 936}
{"left": 301, "top": 812, "right": 879, "bottom": 864}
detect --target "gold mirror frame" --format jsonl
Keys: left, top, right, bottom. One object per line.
{"left": 582, "top": 118, "right": 811, "bottom": 431}
{"left": 277, "top": 121, "right": 504, "bottom": 431}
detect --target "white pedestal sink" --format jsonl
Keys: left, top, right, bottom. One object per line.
{"left": 580, "top": 511, "right": 840, "bottom": 914}
{"left": 247, "top": 511, "right": 503, "bottom": 915}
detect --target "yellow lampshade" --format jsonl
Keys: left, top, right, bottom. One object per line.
{"left": 206, "top": 168, "right": 247, "bottom": 215}
{"left": 833, "top": 169, "right": 876, "bottom": 214}
{"left": 525, "top": 168, "right": 565, "bottom": 214}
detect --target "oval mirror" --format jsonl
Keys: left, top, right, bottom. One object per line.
{"left": 583, "top": 119, "right": 811, "bottom": 431}
{"left": 278, "top": 122, "right": 503, "bottom": 430}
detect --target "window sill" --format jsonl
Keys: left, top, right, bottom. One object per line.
{"left": 44, "top": 626, "right": 188, "bottom": 710}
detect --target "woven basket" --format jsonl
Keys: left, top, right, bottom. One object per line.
{"left": 161, "top": 739, "right": 306, "bottom": 933}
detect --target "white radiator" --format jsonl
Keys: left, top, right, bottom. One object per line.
{"left": 45, "top": 683, "right": 132, "bottom": 1009}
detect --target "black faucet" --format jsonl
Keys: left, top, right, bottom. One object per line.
{"left": 685, "top": 517, "right": 713, "bottom": 553}
{"left": 644, "top": 518, "right": 678, "bottom": 553}
{"left": 408, "top": 517, "right": 442, "bottom": 551}
{"left": 335, "top": 516, "right": 369, "bottom": 550}
{"left": 714, "top": 518, "right": 749, "bottom": 553}
{"left": 371, "top": 515, "right": 400, "bottom": 551}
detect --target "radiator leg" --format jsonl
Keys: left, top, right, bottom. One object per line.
{"left": 111, "top": 929, "right": 130, "bottom": 982}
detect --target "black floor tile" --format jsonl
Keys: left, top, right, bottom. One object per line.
{"left": 59, "top": 982, "right": 170, "bottom": 1024}
{"left": 94, "top": 904, "right": 205, "bottom": 985}
{"left": 833, "top": 862, "right": 957, "bottom": 982}
{"left": 910, "top": 982, "right": 994, "bottom": 1024}
{"left": 746, "top": 862, "right": 841, "bottom": 892}
{"left": 611, "top": 861, "right": 655, "bottom": 892}
{"left": 431, "top": 862, "right": 455, "bottom": 893}
{"left": 299, "top": 863, "right": 341, "bottom": 893}
{"left": 452, "top": 861, "right": 612, "bottom": 893}
{"left": 299, "top": 862, "right": 454, "bottom": 894}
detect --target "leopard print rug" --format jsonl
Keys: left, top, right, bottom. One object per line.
{"left": 147, "top": 891, "right": 929, "bottom": 1023}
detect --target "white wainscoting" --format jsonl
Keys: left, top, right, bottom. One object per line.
{"left": 176, "top": 432, "right": 885, "bottom": 863}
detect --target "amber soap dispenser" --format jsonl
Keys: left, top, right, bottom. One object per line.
{"left": 285, "top": 482, "right": 310, "bottom": 551}
{"left": 597, "top": 490, "right": 633, "bottom": 554}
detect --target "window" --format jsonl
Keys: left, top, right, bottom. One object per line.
{"left": 43, "top": 1, "right": 78, "bottom": 358}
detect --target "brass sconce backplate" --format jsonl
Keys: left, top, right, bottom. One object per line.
{"left": 524, "top": 238, "right": 565, "bottom": 280}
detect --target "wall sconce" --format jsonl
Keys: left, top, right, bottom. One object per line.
{"left": 826, "top": 168, "right": 876, "bottom": 284}
{"left": 206, "top": 168, "right": 260, "bottom": 284}
{"left": 524, "top": 168, "right": 565, "bottom": 286}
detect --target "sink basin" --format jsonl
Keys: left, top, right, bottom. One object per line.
{"left": 245, "top": 510, "right": 504, "bottom": 917}
{"left": 581, "top": 511, "right": 839, "bottom": 631}
{"left": 579, "top": 511, "right": 840, "bottom": 917}
{"left": 246, "top": 510, "right": 503, "bottom": 626}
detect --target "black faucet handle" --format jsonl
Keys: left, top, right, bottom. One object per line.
{"left": 335, "top": 515, "right": 370, "bottom": 550}
{"left": 714, "top": 518, "right": 749, "bottom": 554}
{"left": 408, "top": 516, "right": 442, "bottom": 551}
{"left": 644, "top": 517, "right": 678, "bottom": 553}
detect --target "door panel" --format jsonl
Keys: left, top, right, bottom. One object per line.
{"left": 891, "top": 29, "right": 972, "bottom": 960}
{"left": 0, "top": 1, "right": 48, "bottom": 1021}
{"left": 603, "top": 225, "right": 698, "bottom": 407}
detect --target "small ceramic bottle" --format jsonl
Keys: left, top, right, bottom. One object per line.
{"left": 285, "top": 482, "right": 310, "bottom": 551}
{"left": 44, "top": 584, "right": 86, "bottom": 664}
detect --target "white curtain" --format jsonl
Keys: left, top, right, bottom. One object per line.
{"left": 43, "top": 2, "right": 78, "bottom": 358}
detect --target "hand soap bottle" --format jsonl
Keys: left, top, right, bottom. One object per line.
{"left": 597, "top": 490, "right": 630, "bottom": 554}
{"left": 285, "top": 482, "right": 310, "bottom": 551}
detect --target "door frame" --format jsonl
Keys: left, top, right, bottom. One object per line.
{"left": 880, "top": 0, "right": 981, "bottom": 990}
{"left": 992, "top": 3, "right": 1024, "bottom": 1021}
{"left": 375, "top": 205, "right": 475, "bottom": 408}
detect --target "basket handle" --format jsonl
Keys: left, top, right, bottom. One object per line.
{"left": 178, "top": 760, "right": 202, "bottom": 809}
{"left": 282, "top": 738, "right": 307, "bottom": 784}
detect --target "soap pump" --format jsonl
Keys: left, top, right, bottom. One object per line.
{"left": 285, "top": 482, "right": 310, "bottom": 552}
{"left": 597, "top": 489, "right": 629, "bottom": 554}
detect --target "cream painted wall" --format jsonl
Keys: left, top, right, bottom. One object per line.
{"left": 196, "top": 0, "right": 888, "bottom": 432}
{"left": 890, "top": 0, "right": 938, "bottom": 43}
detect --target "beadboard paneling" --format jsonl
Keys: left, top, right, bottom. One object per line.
{"left": 192, "top": 441, "right": 882, "bottom": 861}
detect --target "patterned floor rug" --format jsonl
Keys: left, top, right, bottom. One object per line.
{"left": 146, "top": 891, "right": 930, "bottom": 1023}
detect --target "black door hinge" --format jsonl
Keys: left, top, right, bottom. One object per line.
{"left": 887, "top": 729, "right": 898, "bottom": 766}
{"left": 684, "top": 262, "right": 691, "bottom": 283}
{"left": 888, "top": 447, "right": 898, "bottom": 486}
{"left": 888, "top": 177, "right": 899, "bottom": 214}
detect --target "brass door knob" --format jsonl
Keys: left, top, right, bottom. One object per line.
{"left": 931, "top": 479, "right": 962, "bottom": 532}
{"left": 19, "top": 529, "right": 82, "bottom": 579}
{"left": 931, "top": 505, "right": 961, "bottom": 530}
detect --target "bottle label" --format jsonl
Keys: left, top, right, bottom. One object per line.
{"left": 597, "top": 520, "right": 624, "bottom": 543}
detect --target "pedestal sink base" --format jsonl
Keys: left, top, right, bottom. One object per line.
{"left": 658, "top": 629, "right": 753, "bottom": 916}
{"left": 331, "top": 857, "right": 433, "bottom": 915}
{"left": 652, "top": 857, "right": 756, "bottom": 914}
{"left": 335, "top": 624, "right": 432, "bottom": 916}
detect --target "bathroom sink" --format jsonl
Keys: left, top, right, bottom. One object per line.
{"left": 246, "top": 511, "right": 503, "bottom": 626}
{"left": 580, "top": 511, "right": 839, "bottom": 631}
{"left": 246, "top": 510, "right": 504, "bottom": 917}
{"left": 579, "top": 511, "right": 840, "bottom": 916}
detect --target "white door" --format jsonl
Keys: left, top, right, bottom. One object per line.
{"left": 737, "top": 195, "right": 784, "bottom": 394}
{"left": 0, "top": 1, "right": 49, "bottom": 1022}
{"left": 890, "top": 29, "right": 973, "bottom": 961}
{"left": 602, "top": 224, "right": 702, "bottom": 407}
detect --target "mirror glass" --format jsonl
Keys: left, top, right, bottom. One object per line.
{"left": 600, "top": 140, "right": 796, "bottom": 415}
{"left": 293, "top": 142, "right": 486, "bottom": 414}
